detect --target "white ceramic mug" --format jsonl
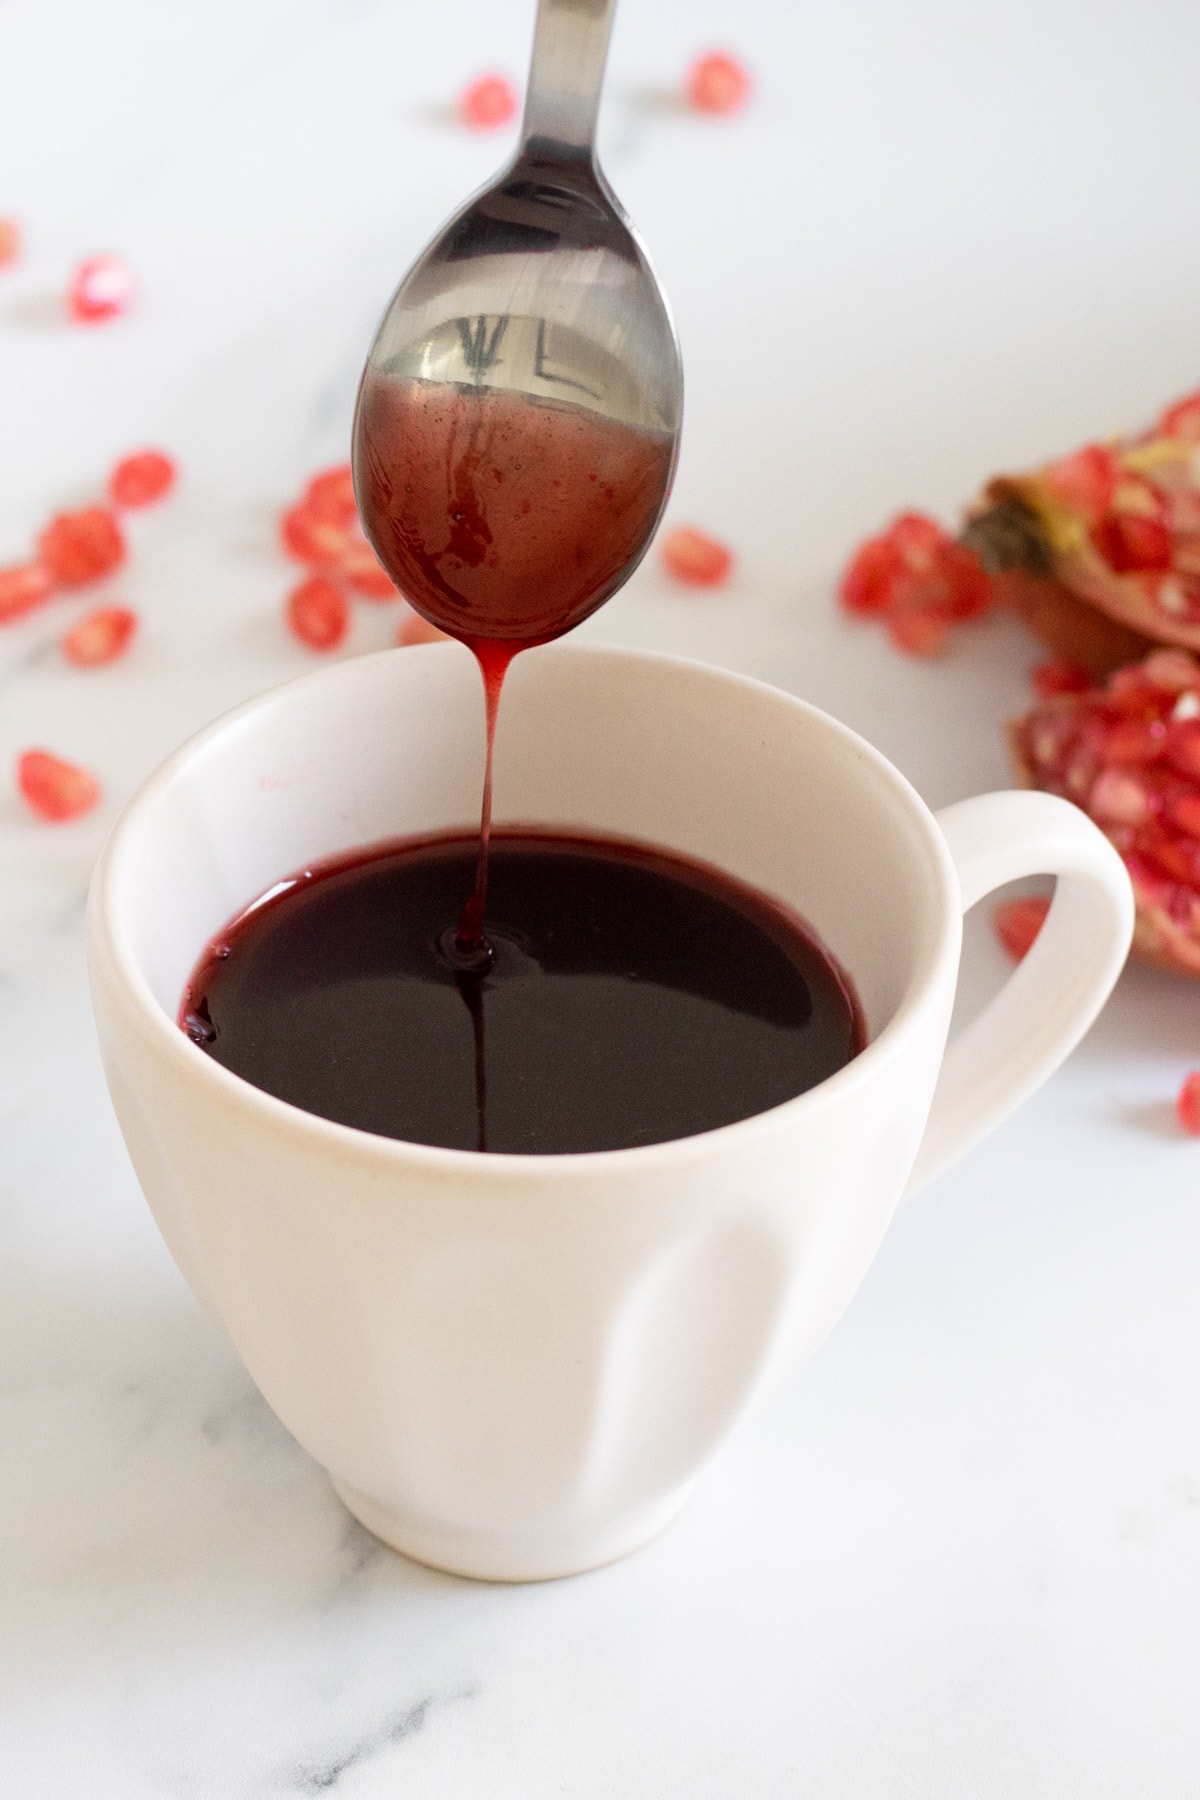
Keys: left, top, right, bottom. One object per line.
{"left": 87, "top": 644, "right": 1133, "bottom": 1581}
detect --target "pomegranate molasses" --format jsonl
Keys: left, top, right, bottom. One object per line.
{"left": 353, "top": 371, "right": 675, "bottom": 951}
{"left": 182, "top": 831, "right": 864, "bottom": 1156}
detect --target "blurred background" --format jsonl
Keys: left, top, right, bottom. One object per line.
{"left": 3, "top": 2, "right": 1200, "bottom": 1794}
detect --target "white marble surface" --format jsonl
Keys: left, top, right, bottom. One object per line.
{"left": 3, "top": 0, "right": 1200, "bottom": 1792}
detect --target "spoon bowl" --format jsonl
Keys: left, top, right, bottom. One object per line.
{"left": 352, "top": 0, "right": 682, "bottom": 646}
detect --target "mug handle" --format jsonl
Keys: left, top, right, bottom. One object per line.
{"left": 905, "top": 790, "right": 1134, "bottom": 1196}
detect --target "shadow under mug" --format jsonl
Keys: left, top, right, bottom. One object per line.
{"left": 87, "top": 644, "right": 1133, "bottom": 1580}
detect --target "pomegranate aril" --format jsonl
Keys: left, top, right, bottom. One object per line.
{"left": 286, "top": 575, "right": 349, "bottom": 651}
{"left": 839, "top": 512, "right": 992, "bottom": 646}
{"left": 457, "top": 74, "right": 519, "bottom": 130}
{"left": 1089, "top": 768, "right": 1156, "bottom": 827}
{"left": 62, "top": 605, "right": 137, "bottom": 667}
{"left": 1105, "top": 718, "right": 1166, "bottom": 765}
{"left": 685, "top": 51, "right": 752, "bottom": 115}
{"left": 1159, "top": 393, "right": 1200, "bottom": 445}
{"left": 337, "top": 539, "right": 396, "bottom": 599}
{"left": 397, "top": 608, "right": 450, "bottom": 647}
{"left": 1168, "top": 792, "right": 1200, "bottom": 837}
{"left": 280, "top": 503, "right": 351, "bottom": 566}
{"left": 1091, "top": 509, "right": 1172, "bottom": 574}
{"left": 304, "top": 465, "right": 357, "bottom": 524}
{"left": 68, "top": 254, "right": 135, "bottom": 324}
{"left": 1044, "top": 444, "right": 1120, "bottom": 521}
{"left": 1142, "top": 648, "right": 1200, "bottom": 694}
{"left": 0, "top": 562, "right": 55, "bottom": 624}
{"left": 17, "top": 749, "right": 101, "bottom": 822}
{"left": 0, "top": 217, "right": 21, "bottom": 268}
{"left": 660, "top": 526, "right": 733, "bottom": 587}
{"left": 109, "top": 450, "right": 176, "bottom": 508}
{"left": 1032, "top": 660, "right": 1092, "bottom": 699}
{"left": 993, "top": 895, "right": 1051, "bottom": 960}
{"left": 1177, "top": 1071, "right": 1200, "bottom": 1134}
{"left": 888, "top": 608, "right": 949, "bottom": 657}
{"left": 37, "top": 507, "right": 125, "bottom": 587}
{"left": 1166, "top": 719, "right": 1200, "bottom": 778}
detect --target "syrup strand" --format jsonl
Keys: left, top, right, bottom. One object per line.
{"left": 455, "top": 642, "right": 517, "bottom": 954}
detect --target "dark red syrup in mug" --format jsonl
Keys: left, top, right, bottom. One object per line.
{"left": 181, "top": 832, "right": 865, "bottom": 1156}
{"left": 353, "top": 375, "right": 675, "bottom": 954}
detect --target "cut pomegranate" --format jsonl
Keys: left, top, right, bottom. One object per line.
{"left": 397, "top": 608, "right": 451, "bottom": 647}
{"left": 457, "top": 74, "right": 519, "bottom": 130}
{"left": 68, "top": 255, "right": 135, "bottom": 324}
{"left": 1176, "top": 1071, "right": 1200, "bottom": 1134}
{"left": 1010, "top": 648, "right": 1200, "bottom": 975}
{"left": 109, "top": 450, "right": 176, "bottom": 508}
{"left": 62, "top": 605, "right": 137, "bottom": 667}
{"left": 16, "top": 749, "right": 101, "bottom": 822}
{"left": 993, "top": 895, "right": 1051, "bottom": 960}
{"left": 964, "top": 388, "right": 1200, "bottom": 662}
{"left": 685, "top": 52, "right": 752, "bottom": 115}
{"left": 660, "top": 525, "right": 733, "bottom": 587}
{"left": 0, "top": 562, "right": 55, "bottom": 625}
{"left": 286, "top": 576, "right": 349, "bottom": 651}
{"left": 0, "top": 217, "right": 20, "bottom": 268}
{"left": 839, "top": 512, "right": 992, "bottom": 652}
{"left": 37, "top": 508, "right": 125, "bottom": 587}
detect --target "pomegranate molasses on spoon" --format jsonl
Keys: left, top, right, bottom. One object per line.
{"left": 351, "top": 0, "right": 683, "bottom": 958}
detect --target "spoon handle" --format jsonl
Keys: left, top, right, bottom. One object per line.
{"left": 519, "top": 0, "right": 618, "bottom": 161}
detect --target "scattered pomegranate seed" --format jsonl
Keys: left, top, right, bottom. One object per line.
{"left": 280, "top": 502, "right": 352, "bottom": 566}
{"left": 993, "top": 895, "right": 1052, "bottom": 961}
{"left": 304, "top": 465, "right": 357, "bottom": 524}
{"left": 685, "top": 51, "right": 752, "bottom": 115}
{"left": 108, "top": 450, "right": 176, "bottom": 508}
{"left": 840, "top": 512, "right": 993, "bottom": 651}
{"left": 16, "top": 749, "right": 101, "bottom": 822}
{"left": 1176, "top": 1071, "right": 1200, "bottom": 1134}
{"left": 888, "top": 609, "right": 949, "bottom": 657}
{"left": 68, "top": 254, "right": 135, "bottom": 324}
{"left": 0, "top": 562, "right": 55, "bottom": 625}
{"left": 660, "top": 525, "right": 733, "bottom": 587}
{"left": 457, "top": 74, "right": 519, "bottom": 130}
{"left": 1032, "top": 659, "right": 1093, "bottom": 699}
{"left": 62, "top": 605, "right": 137, "bottom": 667}
{"left": 338, "top": 539, "right": 396, "bottom": 600}
{"left": 0, "top": 217, "right": 21, "bottom": 269}
{"left": 397, "top": 608, "right": 450, "bottom": 647}
{"left": 286, "top": 575, "right": 350, "bottom": 651}
{"left": 37, "top": 507, "right": 125, "bottom": 587}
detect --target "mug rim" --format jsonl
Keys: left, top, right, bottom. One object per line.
{"left": 87, "top": 643, "right": 962, "bottom": 1182}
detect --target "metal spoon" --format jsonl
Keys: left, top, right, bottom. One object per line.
{"left": 351, "top": 0, "right": 683, "bottom": 646}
